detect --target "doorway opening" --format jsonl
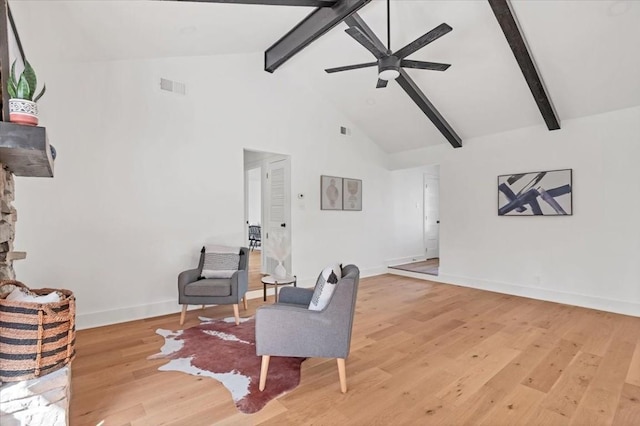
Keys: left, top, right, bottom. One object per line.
{"left": 243, "top": 149, "right": 292, "bottom": 291}
{"left": 422, "top": 166, "right": 440, "bottom": 274}
{"left": 389, "top": 165, "right": 440, "bottom": 276}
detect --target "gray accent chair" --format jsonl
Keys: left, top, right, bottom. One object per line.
{"left": 178, "top": 246, "right": 249, "bottom": 326}
{"left": 255, "top": 264, "right": 360, "bottom": 393}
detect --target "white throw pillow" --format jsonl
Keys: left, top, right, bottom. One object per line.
{"left": 309, "top": 263, "right": 342, "bottom": 311}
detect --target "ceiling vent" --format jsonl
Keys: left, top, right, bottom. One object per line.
{"left": 160, "top": 78, "right": 186, "bottom": 95}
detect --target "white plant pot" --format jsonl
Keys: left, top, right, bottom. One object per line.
{"left": 9, "top": 99, "right": 38, "bottom": 126}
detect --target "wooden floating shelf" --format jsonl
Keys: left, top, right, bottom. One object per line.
{"left": 0, "top": 122, "right": 54, "bottom": 177}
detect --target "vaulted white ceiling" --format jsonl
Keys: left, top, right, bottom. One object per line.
{"left": 10, "top": 0, "right": 640, "bottom": 153}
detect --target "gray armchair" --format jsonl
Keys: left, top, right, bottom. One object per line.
{"left": 255, "top": 264, "right": 360, "bottom": 393}
{"left": 178, "top": 246, "right": 249, "bottom": 326}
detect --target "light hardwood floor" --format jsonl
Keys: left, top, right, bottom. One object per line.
{"left": 71, "top": 274, "right": 640, "bottom": 425}
{"left": 389, "top": 258, "right": 439, "bottom": 276}
{"left": 248, "top": 249, "right": 264, "bottom": 291}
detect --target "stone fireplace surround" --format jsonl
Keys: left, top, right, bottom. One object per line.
{"left": 0, "top": 164, "right": 16, "bottom": 280}
{"left": 0, "top": 164, "right": 70, "bottom": 425}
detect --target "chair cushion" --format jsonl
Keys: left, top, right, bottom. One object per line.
{"left": 201, "top": 247, "right": 240, "bottom": 279}
{"left": 309, "top": 263, "right": 342, "bottom": 311}
{"left": 184, "top": 279, "right": 232, "bottom": 297}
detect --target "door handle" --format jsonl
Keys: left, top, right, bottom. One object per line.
{"left": 280, "top": 223, "right": 286, "bottom": 228}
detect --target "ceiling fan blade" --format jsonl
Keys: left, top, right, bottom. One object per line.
{"left": 376, "top": 79, "right": 388, "bottom": 88}
{"left": 395, "top": 23, "right": 452, "bottom": 59}
{"left": 345, "top": 27, "right": 386, "bottom": 59}
{"left": 396, "top": 69, "right": 462, "bottom": 148}
{"left": 344, "top": 13, "right": 389, "bottom": 54}
{"left": 325, "top": 62, "right": 378, "bottom": 73}
{"left": 400, "top": 60, "right": 451, "bottom": 71}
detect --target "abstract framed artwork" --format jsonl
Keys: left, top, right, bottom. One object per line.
{"left": 343, "top": 178, "right": 362, "bottom": 211}
{"left": 320, "top": 175, "right": 343, "bottom": 210}
{"left": 498, "top": 169, "right": 572, "bottom": 216}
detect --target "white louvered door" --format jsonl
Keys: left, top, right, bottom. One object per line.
{"left": 264, "top": 157, "right": 291, "bottom": 276}
{"left": 424, "top": 174, "right": 440, "bottom": 259}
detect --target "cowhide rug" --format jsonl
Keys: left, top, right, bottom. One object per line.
{"left": 149, "top": 316, "right": 305, "bottom": 414}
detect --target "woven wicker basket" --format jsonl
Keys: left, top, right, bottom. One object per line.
{"left": 0, "top": 280, "right": 76, "bottom": 382}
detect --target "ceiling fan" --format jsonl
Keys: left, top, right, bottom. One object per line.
{"left": 325, "top": 0, "right": 452, "bottom": 88}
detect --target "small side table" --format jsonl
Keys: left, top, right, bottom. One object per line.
{"left": 261, "top": 275, "right": 297, "bottom": 303}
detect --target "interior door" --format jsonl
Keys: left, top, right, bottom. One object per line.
{"left": 424, "top": 175, "right": 440, "bottom": 259}
{"left": 263, "top": 157, "right": 292, "bottom": 275}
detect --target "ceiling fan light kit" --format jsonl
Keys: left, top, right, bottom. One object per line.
{"left": 378, "top": 56, "right": 400, "bottom": 80}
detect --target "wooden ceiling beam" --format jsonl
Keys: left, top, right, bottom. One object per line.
{"left": 264, "top": 0, "right": 371, "bottom": 72}
{"left": 488, "top": 0, "right": 560, "bottom": 130}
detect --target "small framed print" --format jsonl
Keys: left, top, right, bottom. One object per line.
{"left": 321, "top": 175, "right": 343, "bottom": 210}
{"left": 343, "top": 178, "right": 362, "bottom": 211}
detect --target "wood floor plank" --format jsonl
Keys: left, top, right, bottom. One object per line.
{"left": 570, "top": 339, "right": 636, "bottom": 425}
{"left": 525, "top": 406, "right": 571, "bottom": 426}
{"left": 68, "top": 273, "right": 640, "bottom": 425}
{"left": 340, "top": 364, "right": 456, "bottom": 424}
{"left": 522, "top": 338, "right": 582, "bottom": 393}
{"left": 216, "top": 400, "right": 287, "bottom": 426}
{"left": 437, "top": 320, "right": 505, "bottom": 359}
{"left": 541, "top": 351, "right": 601, "bottom": 419}
{"left": 436, "top": 346, "right": 520, "bottom": 405}
{"left": 479, "top": 384, "right": 546, "bottom": 426}
{"left": 612, "top": 383, "right": 640, "bottom": 426}
{"left": 626, "top": 339, "right": 640, "bottom": 387}
{"left": 483, "top": 333, "right": 555, "bottom": 387}
{"left": 438, "top": 332, "right": 557, "bottom": 425}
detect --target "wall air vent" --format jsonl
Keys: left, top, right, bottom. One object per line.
{"left": 340, "top": 126, "right": 350, "bottom": 136}
{"left": 160, "top": 78, "right": 186, "bottom": 95}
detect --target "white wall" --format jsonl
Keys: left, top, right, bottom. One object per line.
{"left": 14, "top": 53, "right": 392, "bottom": 328}
{"left": 389, "top": 106, "right": 640, "bottom": 316}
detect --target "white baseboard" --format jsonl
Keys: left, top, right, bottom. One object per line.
{"left": 77, "top": 265, "right": 391, "bottom": 330}
{"left": 76, "top": 300, "right": 183, "bottom": 330}
{"left": 75, "top": 289, "right": 290, "bottom": 330}
{"left": 387, "top": 268, "right": 640, "bottom": 317}
{"left": 361, "top": 265, "right": 389, "bottom": 278}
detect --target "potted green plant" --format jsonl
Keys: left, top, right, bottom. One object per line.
{"left": 7, "top": 60, "right": 46, "bottom": 126}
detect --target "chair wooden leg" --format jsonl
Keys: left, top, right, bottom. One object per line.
{"left": 337, "top": 358, "right": 347, "bottom": 393}
{"left": 233, "top": 304, "right": 240, "bottom": 325}
{"left": 259, "top": 355, "right": 270, "bottom": 391}
{"left": 243, "top": 297, "right": 248, "bottom": 310}
{"left": 180, "top": 305, "right": 188, "bottom": 326}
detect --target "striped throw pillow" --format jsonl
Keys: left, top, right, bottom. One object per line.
{"left": 309, "top": 263, "right": 342, "bottom": 311}
{"left": 201, "top": 251, "right": 240, "bottom": 279}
